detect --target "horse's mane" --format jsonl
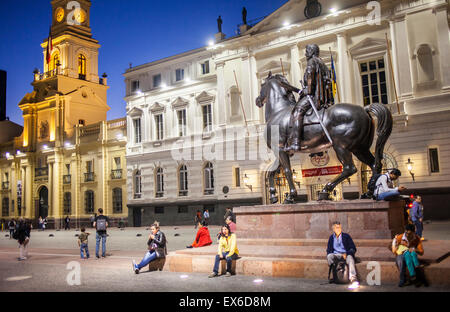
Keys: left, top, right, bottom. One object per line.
{"left": 269, "top": 74, "right": 296, "bottom": 103}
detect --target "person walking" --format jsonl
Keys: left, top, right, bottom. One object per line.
{"left": 78, "top": 227, "right": 90, "bottom": 260}
{"left": 8, "top": 219, "right": 16, "bottom": 239}
{"left": 64, "top": 216, "right": 71, "bottom": 230}
{"left": 410, "top": 196, "right": 424, "bottom": 240}
{"left": 132, "top": 221, "right": 167, "bottom": 274}
{"left": 203, "top": 209, "right": 210, "bottom": 226}
{"left": 93, "top": 208, "right": 109, "bottom": 259}
{"left": 209, "top": 224, "right": 239, "bottom": 278}
{"left": 194, "top": 210, "right": 202, "bottom": 229}
{"left": 16, "top": 218, "right": 31, "bottom": 261}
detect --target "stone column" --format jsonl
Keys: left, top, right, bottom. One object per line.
{"left": 240, "top": 55, "right": 252, "bottom": 125}
{"left": 24, "top": 164, "right": 32, "bottom": 219}
{"left": 336, "top": 32, "right": 353, "bottom": 103}
{"left": 48, "top": 162, "right": 53, "bottom": 217}
{"left": 389, "top": 17, "right": 413, "bottom": 99}
{"left": 434, "top": 6, "right": 450, "bottom": 91}
{"left": 52, "top": 154, "right": 61, "bottom": 228}
{"left": 290, "top": 43, "right": 301, "bottom": 86}
{"left": 216, "top": 61, "right": 226, "bottom": 127}
{"left": 249, "top": 55, "right": 260, "bottom": 123}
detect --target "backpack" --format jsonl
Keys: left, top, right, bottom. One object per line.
{"left": 96, "top": 218, "right": 107, "bottom": 231}
{"left": 328, "top": 258, "right": 350, "bottom": 284}
{"left": 367, "top": 173, "right": 383, "bottom": 197}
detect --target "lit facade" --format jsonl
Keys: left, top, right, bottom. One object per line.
{"left": 0, "top": 0, "right": 128, "bottom": 228}
{"left": 124, "top": 0, "right": 450, "bottom": 225}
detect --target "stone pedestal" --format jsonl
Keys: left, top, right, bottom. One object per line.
{"left": 239, "top": 24, "right": 250, "bottom": 34}
{"left": 215, "top": 32, "right": 225, "bottom": 42}
{"left": 234, "top": 200, "right": 405, "bottom": 239}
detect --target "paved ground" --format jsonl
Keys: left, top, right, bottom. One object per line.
{"left": 0, "top": 222, "right": 449, "bottom": 292}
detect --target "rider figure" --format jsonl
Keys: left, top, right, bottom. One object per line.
{"left": 287, "top": 44, "right": 334, "bottom": 152}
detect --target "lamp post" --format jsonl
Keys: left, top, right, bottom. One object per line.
{"left": 406, "top": 158, "right": 415, "bottom": 182}
{"left": 243, "top": 174, "right": 252, "bottom": 191}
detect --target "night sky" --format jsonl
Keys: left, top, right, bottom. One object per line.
{"left": 0, "top": 0, "right": 288, "bottom": 125}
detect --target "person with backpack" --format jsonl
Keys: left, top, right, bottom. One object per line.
{"left": 93, "top": 208, "right": 109, "bottom": 259}
{"left": 15, "top": 218, "right": 31, "bottom": 261}
{"left": 372, "top": 168, "right": 406, "bottom": 201}
{"left": 326, "top": 221, "right": 359, "bottom": 287}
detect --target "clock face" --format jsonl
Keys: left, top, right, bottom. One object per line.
{"left": 55, "top": 7, "right": 64, "bottom": 23}
{"left": 75, "top": 9, "right": 87, "bottom": 24}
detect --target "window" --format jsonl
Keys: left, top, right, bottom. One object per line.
{"left": 113, "top": 188, "right": 123, "bottom": 213}
{"left": 177, "top": 109, "right": 187, "bottom": 137}
{"left": 153, "top": 74, "right": 162, "bottom": 88}
{"left": 78, "top": 54, "right": 87, "bottom": 79}
{"left": 131, "top": 80, "right": 140, "bottom": 93}
{"left": 359, "top": 58, "right": 388, "bottom": 105}
{"left": 202, "top": 104, "right": 212, "bottom": 132}
{"left": 114, "top": 157, "right": 121, "bottom": 169}
{"left": 178, "top": 205, "right": 188, "bottom": 214}
{"left": 85, "top": 190, "right": 94, "bottom": 214}
{"left": 2, "top": 198, "right": 9, "bottom": 217}
{"left": 429, "top": 148, "right": 440, "bottom": 173}
{"left": 201, "top": 61, "right": 210, "bottom": 75}
{"left": 175, "top": 68, "right": 184, "bottom": 82}
{"left": 63, "top": 192, "right": 71, "bottom": 214}
{"left": 49, "top": 52, "right": 60, "bottom": 74}
{"left": 133, "top": 118, "right": 142, "bottom": 144}
{"left": 204, "top": 162, "right": 214, "bottom": 195}
{"left": 86, "top": 160, "right": 93, "bottom": 173}
{"left": 134, "top": 170, "right": 142, "bottom": 199}
{"left": 155, "top": 206, "right": 164, "bottom": 214}
{"left": 179, "top": 165, "right": 188, "bottom": 196}
{"left": 156, "top": 167, "right": 164, "bottom": 198}
{"left": 155, "top": 114, "right": 164, "bottom": 141}
{"left": 234, "top": 167, "right": 241, "bottom": 187}
{"left": 79, "top": 119, "right": 86, "bottom": 126}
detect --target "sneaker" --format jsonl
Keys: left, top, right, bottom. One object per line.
{"left": 208, "top": 272, "right": 218, "bottom": 278}
{"left": 186, "top": 245, "right": 193, "bottom": 249}
{"left": 225, "top": 272, "right": 232, "bottom": 277}
{"left": 132, "top": 260, "right": 139, "bottom": 274}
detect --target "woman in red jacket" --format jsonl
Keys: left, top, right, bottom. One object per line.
{"left": 187, "top": 221, "right": 212, "bottom": 248}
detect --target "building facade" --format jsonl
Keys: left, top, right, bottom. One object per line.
{"left": 124, "top": 0, "right": 450, "bottom": 225}
{"left": 0, "top": 0, "right": 128, "bottom": 228}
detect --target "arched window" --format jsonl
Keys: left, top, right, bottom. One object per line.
{"left": 134, "top": 170, "right": 142, "bottom": 199}
{"left": 78, "top": 54, "right": 87, "bottom": 79}
{"left": 85, "top": 190, "right": 94, "bottom": 214}
{"left": 156, "top": 167, "right": 164, "bottom": 198}
{"left": 63, "top": 192, "right": 71, "bottom": 214}
{"left": 179, "top": 165, "right": 188, "bottom": 196}
{"left": 204, "top": 162, "right": 214, "bottom": 195}
{"left": 112, "top": 188, "right": 123, "bottom": 213}
{"left": 49, "top": 52, "right": 60, "bottom": 75}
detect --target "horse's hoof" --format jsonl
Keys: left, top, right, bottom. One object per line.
{"left": 283, "top": 199, "right": 295, "bottom": 204}
{"left": 270, "top": 197, "right": 279, "bottom": 204}
{"left": 318, "top": 192, "right": 331, "bottom": 201}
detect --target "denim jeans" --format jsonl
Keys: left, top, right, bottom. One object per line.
{"left": 80, "top": 243, "right": 90, "bottom": 259}
{"left": 377, "top": 190, "right": 400, "bottom": 201}
{"left": 96, "top": 233, "right": 107, "bottom": 258}
{"left": 213, "top": 252, "right": 238, "bottom": 274}
{"left": 136, "top": 251, "right": 157, "bottom": 270}
{"left": 414, "top": 221, "right": 423, "bottom": 238}
{"left": 396, "top": 254, "right": 407, "bottom": 284}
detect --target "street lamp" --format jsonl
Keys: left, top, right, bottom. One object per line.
{"left": 292, "top": 169, "right": 301, "bottom": 188}
{"left": 243, "top": 174, "right": 252, "bottom": 191}
{"left": 406, "top": 158, "right": 415, "bottom": 182}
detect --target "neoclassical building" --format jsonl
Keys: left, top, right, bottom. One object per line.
{"left": 0, "top": 0, "right": 128, "bottom": 228}
{"left": 124, "top": 0, "right": 450, "bottom": 225}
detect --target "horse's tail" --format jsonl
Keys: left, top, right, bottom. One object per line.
{"left": 365, "top": 103, "right": 393, "bottom": 173}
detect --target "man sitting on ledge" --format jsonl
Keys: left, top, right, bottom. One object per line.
{"left": 375, "top": 168, "right": 406, "bottom": 201}
{"left": 327, "top": 221, "right": 359, "bottom": 286}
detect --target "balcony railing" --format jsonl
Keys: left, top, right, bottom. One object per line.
{"left": 111, "top": 169, "right": 122, "bottom": 180}
{"left": 2, "top": 182, "right": 9, "bottom": 190}
{"left": 63, "top": 175, "right": 71, "bottom": 184}
{"left": 34, "top": 69, "right": 58, "bottom": 81}
{"left": 35, "top": 167, "right": 49, "bottom": 177}
{"left": 84, "top": 172, "right": 95, "bottom": 182}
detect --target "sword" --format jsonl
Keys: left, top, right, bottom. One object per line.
{"left": 306, "top": 95, "right": 333, "bottom": 145}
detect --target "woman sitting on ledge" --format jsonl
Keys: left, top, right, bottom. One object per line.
{"left": 209, "top": 224, "right": 239, "bottom": 278}
{"left": 132, "top": 221, "right": 167, "bottom": 274}
{"left": 187, "top": 221, "right": 212, "bottom": 248}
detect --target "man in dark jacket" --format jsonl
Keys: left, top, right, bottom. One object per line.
{"left": 327, "top": 221, "right": 358, "bottom": 285}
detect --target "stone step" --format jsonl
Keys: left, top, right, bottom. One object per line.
{"left": 238, "top": 238, "right": 391, "bottom": 247}
{"left": 162, "top": 252, "right": 450, "bottom": 287}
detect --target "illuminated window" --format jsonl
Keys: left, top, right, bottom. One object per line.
{"left": 78, "top": 54, "right": 87, "bottom": 79}
{"left": 359, "top": 58, "right": 388, "bottom": 105}
{"left": 156, "top": 167, "right": 164, "bottom": 198}
{"left": 113, "top": 188, "right": 123, "bottom": 213}
{"left": 49, "top": 52, "right": 60, "bottom": 75}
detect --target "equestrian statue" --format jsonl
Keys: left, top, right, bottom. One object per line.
{"left": 255, "top": 44, "right": 393, "bottom": 203}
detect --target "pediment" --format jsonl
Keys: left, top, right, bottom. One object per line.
{"left": 171, "top": 96, "right": 189, "bottom": 109}
{"left": 349, "top": 37, "right": 387, "bottom": 58}
{"left": 127, "top": 107, "right": 143, "bottom": 117}
{"left": 149, "top": 102, "right": 165, "bottom": 113}
{"left": 195, "top": 91, "right": 215, "bottom": 105}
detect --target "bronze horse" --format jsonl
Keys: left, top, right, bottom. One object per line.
{"left": 256, "top": 73, "right": 393, "bottom": 203}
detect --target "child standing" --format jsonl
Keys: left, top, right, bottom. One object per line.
{"left": 78, "top": 227, "right": 90, "bottom": 260}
